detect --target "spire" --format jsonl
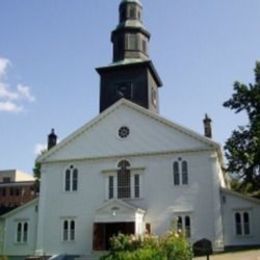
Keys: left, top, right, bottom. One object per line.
{"left": 203, "top": 114, "right": 212, "bottom": 138}
{"left": 111, "top": 0, "right": 150, "bottom": 62}
{"left": 96, "top": 0, "right": 162, "bottom": 113}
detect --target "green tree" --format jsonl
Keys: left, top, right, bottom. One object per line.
{"left": 33, "top": 161, "right": 41, "bottom": 180}
{"left": 33, "top": 161, "right": 41, "bottom": 194}
{"left": 223, "top": 62, "right": 260, "bottom": 196}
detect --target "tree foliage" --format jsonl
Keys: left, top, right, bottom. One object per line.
{"left": 223, "top": 62, "right": 260, "bottom": 194}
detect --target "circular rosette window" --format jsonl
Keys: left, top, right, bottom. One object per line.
{"left": 118, "top": 126, "right": 130, "bottom": 139}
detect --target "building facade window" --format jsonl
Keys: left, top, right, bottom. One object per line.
{"left": 134, "top": 174, "right": 140, "bottom": 198}
{"left": 109, "top": 176, "right": 114, "bottom": 199}
{"left": 118, "top": 160, "right": 131, "bottom": 199}
{"left": 234, "top": 211, "right": 251, "bottom": 236}
{"left": 127, "top": 34, "right": 138, "bottom": 50}
{"left": 106, "top": 160, "right": 141, "bottom": 200}
{"left": 62, "top": 219, "right": 76, "bottom": 242}
{"left": 3, "top": 177, "right": 11, "bottom": 183}
{"left": 16, "top": 221, "right": 28, "bottom": 243}
{"left": 64, "top": 165, "right": 78, "bottom": 192}
{"left": 177, "top": 215, "right": 191, "bottom": 238}
{"left": 173, "top": 158, "right": 189, "bottom": 186}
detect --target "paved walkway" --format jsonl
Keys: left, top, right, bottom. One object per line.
{"left": 194, "top": 249, "right": 260, "bottom": 260}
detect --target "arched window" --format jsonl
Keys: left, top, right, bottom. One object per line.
{"left": 173, "top": 158, "right": 188, "bottom": 186}
{"left": 117, "top": 160, "right": 131, "bottom": 199}
{"left": 70, "top": 220, "right": 75, "bottom": 241}
{"left": 235, "top": 212, "right": 242, "bottom": 235}
{"left": 173, "top": 162, "right": 180, "bottom": 185}
{"left": 23, "top": 222, "right": 28, "bottom": 242}
{"left": 243, "top": 212, "right": 250, "bottom": 235}
{"left": 62, "top": 219, "right": 76, "bottom": 241}
{"left": 182, "top": 161, "right": 188, "bottom": 185}
{"left": 63, "top": 220, "right": 68, "bottom": 241}
{"left": 235, "top": 211, "right": 251, "bottom": 236}
{"left": 17, "top": 222, "right": 22, "bottom": 243}
{"left": 176, "top": 215, "right": 191, "bottom": 238}
{"left": 16, "top": 221, "right": 28, "bottom": 243}
{"left": 64, "top": 165, "right": 78, "bottom": 192}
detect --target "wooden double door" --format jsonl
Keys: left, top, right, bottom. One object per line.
{"left": 93, "top": 222, "right": 135, "bottom": 251}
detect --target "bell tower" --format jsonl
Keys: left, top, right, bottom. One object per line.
{"left": 97, "top": 0, "right": 162, "bottom": 113}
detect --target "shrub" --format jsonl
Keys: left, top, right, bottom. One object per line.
{"left": 101, "top": 230, "right": 192, "bottom": 260}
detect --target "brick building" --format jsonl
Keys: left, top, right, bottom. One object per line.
{"left": 0, "top": 170, "right": 38, "bottom": 215}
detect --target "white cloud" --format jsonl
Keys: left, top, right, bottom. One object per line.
{"left": 0, "top": 101, "right": 23, "bottom": 112}
{"left": 0, "top": 56, "right": 35, "bottom": 113}
{"left": 0, "top": 57, "right": 10, "bottom": 79}
{"left": 34, "top": 143, "right": 47, "bottom": 156}
{"left": 0, "top": 82, "right": 19, "bottom": 100}
{"left": 17, "top": 84, "right": 35, "bottom": 102}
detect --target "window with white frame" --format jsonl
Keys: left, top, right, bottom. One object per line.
{"left": 16, "top": 221, "right": 28, "bottom": 243}
{"left": 109, "top": 176, "right": 114, "bottom": 199}
{"left": 176, "top": 215, "right": 191, "bottom": 238}
{"left": 105, "top": 160, "right": 141, "bottom": 200}
{"left": 118, "top": 160, "right": 131, "bottom": 198}
{"left": 234, "top": 211, "right": 251, "bottom": 236}
{"left": 62, "top": 219, "right": 76, "bottom": 242}
{"left": 64, "top": 165, "right": 78, "bottom": 192}
{"left": 173, "top": 158, "right": 188, "bottom": 186}
{"left": 134, "top": 174, "right": 140, "bottom": 198}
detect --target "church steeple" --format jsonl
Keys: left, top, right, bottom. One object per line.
{"left": 112, "top": 0, "right": 150, "bottom": 62}
{"left": 96, "top": 0, "right": 162, "bottom": 113}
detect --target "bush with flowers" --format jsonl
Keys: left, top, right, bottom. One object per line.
{"left": 100, "top": 230, "right": 192, "bottom": 260}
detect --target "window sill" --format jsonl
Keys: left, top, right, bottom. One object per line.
{"left": 61, "top": 240, "right": 76, "bottom": 244}
{"left": 234, "top": 235, "right": 253, "bottom": 239}
{"left": 172, "top": 184, "right": 190, "bottom": 188}
{"left": 63, "top": 191, "right": 79, "bottom": 194}
{"left": 14, "top": 242, "right": 28, "bottom": 245}
{"left": 105, "top": 197, "right": 144, "bottom": 202}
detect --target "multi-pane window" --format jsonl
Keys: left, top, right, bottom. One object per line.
{"left": 16, "top": 221, "right": 28, "bottom": 243}
{"left": 3, "top": 177, "right": 11, "bottom": 183}
{"left": 64, "top": 165, "right": 78, "bottom": 192}
{"left": 109, "top": 176, "right": 114, "bottom": 199}
{"left": 107, "top": 161, "right": 141, "bottom": 199}
{"left": 134, "top": 174, "right": 140, "bottom": 198}
{"left": 177, "top": 215, "right": 191, "bottom": 238}
{"left": 118, "top": 160, "right": 131, "bottom": 199}
{"left": 234, "top": 211, "right": 251, "bottom": 236}
{"left": 173, "top": 158, "right": 189, "bottom": 186}
{"left": 62, "top": 219, "right": 76, "bottom": 242}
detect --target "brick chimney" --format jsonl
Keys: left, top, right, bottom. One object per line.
{"left": 47, "top": 128, "right": 57, "bottom": 150}
{"left": 203, "top": 114, "right": 212, "bottom": 138}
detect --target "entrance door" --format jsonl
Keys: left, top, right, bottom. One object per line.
{"left": 93, "top": 222, "right": 135, "bottom": 251}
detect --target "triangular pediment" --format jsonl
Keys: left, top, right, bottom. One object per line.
{"left": 37, "top": 99, "right": 221, "bottom": 163}
{"left": 96, "top": 199, "right": 145, "bottom": 214}
{"left": 95, "top": 199, "right": 145, "bottom": 223}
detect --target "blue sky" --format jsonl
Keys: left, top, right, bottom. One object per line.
{"left": 1, "top": 0, "right": 260, "bottom": 174}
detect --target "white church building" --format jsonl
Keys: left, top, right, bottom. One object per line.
{"left": 1, "top": 0, "right": 260, "bottom": 258}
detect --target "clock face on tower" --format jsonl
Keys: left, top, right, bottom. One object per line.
{"left": 115, "top": 82, "right": 133, "bottom": 99}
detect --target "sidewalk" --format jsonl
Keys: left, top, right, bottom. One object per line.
{"left": 194, "top": 249, "right": 260, "bottom": 260}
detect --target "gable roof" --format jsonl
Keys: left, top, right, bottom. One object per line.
{"left": 0, "top": 198, "right": 39, "bottom": 219}
{"left": 37, "top": 99, "right": 223, "bottom": 163}
{"left": 221, "top": 188, "right": 260, "bottom": 205}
